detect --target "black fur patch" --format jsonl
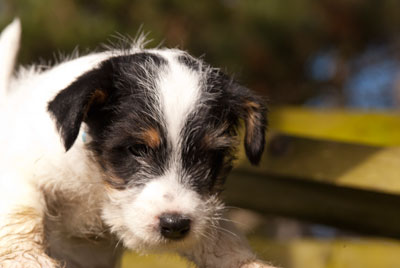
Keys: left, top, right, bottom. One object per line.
{"left": 48, "top": 52, "right": 170, "bottom": 189}
{"left": 49, "top": 51, "right": 266, "bottom": 192}
{"left": 180, "top": 67, "right": 267, "bottom": 194}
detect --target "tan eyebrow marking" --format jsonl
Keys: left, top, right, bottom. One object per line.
{"left": 140, "top": 128, "right": 161, "bottom": 149}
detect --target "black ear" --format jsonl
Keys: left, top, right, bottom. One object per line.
{"left": 48, "top": 62, "right": 112, "bottom": 151}
{"left": 207, "top": 69, "right": 268, "bottom": 165}
{"left": 241, "top": 93, "right": 267, "bottom": 165}
{"left": 233, "top": 85, "right": 268, "bottom": 165}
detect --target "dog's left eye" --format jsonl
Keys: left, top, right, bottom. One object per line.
{"left": 128, "top": 143, "right": 150, "bottom": 157}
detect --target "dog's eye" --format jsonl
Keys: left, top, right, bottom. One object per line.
{"left": 128, "top": 143, "right": 149, "bottom": 157}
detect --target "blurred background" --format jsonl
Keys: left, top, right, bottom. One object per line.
{"left": 2, "top": 0, "right": 400, "bottom": 267}
{"left": 2, "top": 0, "right": 400, "bottom": 108}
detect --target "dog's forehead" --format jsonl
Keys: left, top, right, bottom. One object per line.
{"left": 113, "top": 50, "right": 236, "bottom": 152}
{"left": 96, "top": 51, "right": 235, "bottom": 191}
{"left": 153, "top": 51, "right": 204, "bottom": 143}
{"left": 111, "top": 50, "right": 209, "bottom": 145}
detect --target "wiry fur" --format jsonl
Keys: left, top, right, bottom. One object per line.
{"left": 0, "top": 20, "right": 275, "bottom": 268}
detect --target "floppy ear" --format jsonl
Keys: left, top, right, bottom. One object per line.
{"left": 48, "top": 61, "right": 113, "bottom": 151}
{"left": 207, "top": 69, "right": 268, "bottom": 165}
{"left": 236, "top": 87, "right": 268, "bottom": 165}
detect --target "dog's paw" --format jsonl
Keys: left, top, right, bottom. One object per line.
{"left": 241, "top": 261, "right": 277, "bottom": 268}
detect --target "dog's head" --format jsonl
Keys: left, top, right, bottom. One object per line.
{"left": 48, "top": 50, "right": 267, "bottom": 251}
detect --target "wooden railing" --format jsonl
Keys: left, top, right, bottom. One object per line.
{"left": 227, "top": 106, "right": 400, "bottom": 238}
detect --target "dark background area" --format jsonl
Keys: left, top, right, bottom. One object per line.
{"left": 1, "top": 0, "right": 400, "bottom": 108}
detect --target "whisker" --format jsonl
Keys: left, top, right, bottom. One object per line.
{"left": 114, "top": 237, "right": 124, "bottom": 254}
{"left": 210, "top": 224, "right": 239, "bottom": 240}
{"left": 212, "top": 217, "right": 244, "bottom": 227}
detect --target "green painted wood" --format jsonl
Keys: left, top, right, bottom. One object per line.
{"left": 228, "top": 134, "right": 400, "bottom": 237}
{"left": 121, "top": 238, "right": 400, "bottom": 268}
{"left": 249, "top": 237, "right": 400, "bottom": 268}
{"left": 269, "top": 107, "right": 400, "bottom": 146}
{"left": 225, "top": 169, "right": 400, "bottom": 238}
{"left": 236, "top": 134, "right": 400, "bottom": 195}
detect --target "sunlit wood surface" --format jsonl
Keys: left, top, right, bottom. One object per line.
{"left": 270, "top": 107, "right": 400, "bottom": 146}
{"left": 122, "top": 237, "right": 400, "bottom": 268}
{"left": 121, "top": 252, "right": 191, "bottom": 268}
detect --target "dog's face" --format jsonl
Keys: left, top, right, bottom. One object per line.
{"left": 48, "top": 50, "right": 267, "bottom": 251}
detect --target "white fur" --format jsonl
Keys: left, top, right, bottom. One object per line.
{"left": 0, "top": 20, "right": 274, "bottom": 268}
{"left": 156, "top": 51, "right": 202, "bottom": 144}
{"left": 102, "top": 171, "right": 213, "bottom": 251}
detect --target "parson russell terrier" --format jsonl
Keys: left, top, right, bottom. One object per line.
{"left": 0, "top": 19, "right": 276, "bottom": 268}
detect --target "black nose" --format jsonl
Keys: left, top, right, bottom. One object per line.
{"left": 159, "top": 213, "right": 191, "bottom": 240}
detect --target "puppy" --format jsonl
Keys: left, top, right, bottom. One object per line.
{"left": 0, "top": 19, "right": 275, "bottom": 268}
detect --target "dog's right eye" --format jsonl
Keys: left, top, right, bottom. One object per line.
{"left": 128, "top": 143, "right": 149, "bottom": 157}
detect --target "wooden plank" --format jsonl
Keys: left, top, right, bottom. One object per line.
{"left": 269, "top": 107, "right": 400, "bottom": 146}
{"left": 250, "top": 237, "right": 400, "bottom": 268}
{"left": 225, "top": 170, "right": 400, "bottom": 238}
{"left": 236, "top": 135, "right": 400, "bottom": 195}
{"left": 226, "top": 107, "right": 400, "bottom": 235}
{"left": 121, "top": 253, "right": 191, "bottom": 268}
{"left": 121, "top": 238, "right": 400, "bottom": 268}
{"left": 228, "top": 135, "right": 400, "bottom": 237}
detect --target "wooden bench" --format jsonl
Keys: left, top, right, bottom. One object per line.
{"left": 226, "top": 106, "right": 400, "bottom": 238}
